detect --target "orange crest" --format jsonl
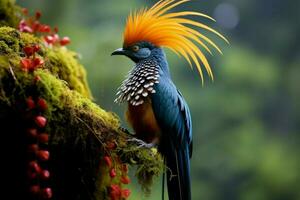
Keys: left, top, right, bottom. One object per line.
{"left": 123, "top": 0, "right": 229, "bottom": 83}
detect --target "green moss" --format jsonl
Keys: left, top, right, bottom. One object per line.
{"left": 0, "top": 26, "right": 92, "bottom": 98}
{"left": 32, "top": 68, "right": 118, "bottom": 134}
{"left": 20, "top": 31, "right": 41, "bottom": 45}
{"left": 45, "top": 47, "right": 92, "bottom": 98}
{"left": 0, "top": 26, "right": 21, "bottom": 54}
{"left": 117, "top": 142, "right": 164, "bottom": 194}
{"left": 0, "top": 0, "right": 21, "bottom": 28}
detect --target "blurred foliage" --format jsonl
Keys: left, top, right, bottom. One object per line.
{"left": 17, "top": 0, "right": 300, "bottom": 199}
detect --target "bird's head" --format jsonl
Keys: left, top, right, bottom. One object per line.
{"left": 111, "top": 0, "right": 228, "bottom": 84}
{"left": 111, "top": 41, "right": 156, "bottom": 63}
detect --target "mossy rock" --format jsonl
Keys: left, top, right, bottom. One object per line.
{"left": 0, "top": 2, "right": 163, "bottom": 199}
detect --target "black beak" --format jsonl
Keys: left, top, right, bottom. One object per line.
{"left": 111, "top": 48, "right": 126, "bottom": 56}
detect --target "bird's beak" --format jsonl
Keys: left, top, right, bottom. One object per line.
{"left": 111, "top": 48, "right": 126, "bottom": 56}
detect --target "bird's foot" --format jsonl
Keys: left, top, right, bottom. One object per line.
{"left": 127, "top": 138, "right": 156, "bottom": 149}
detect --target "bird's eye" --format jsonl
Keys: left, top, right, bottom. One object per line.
{"left": 132, "top": 45, "right": 139, "bottom": 52}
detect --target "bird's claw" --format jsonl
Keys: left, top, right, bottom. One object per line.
{"left": 127, "top": 138, "right": 156, "bottom": 149}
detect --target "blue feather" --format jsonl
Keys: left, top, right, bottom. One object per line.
{"left": 151, "top": 65, "right": 192, "bottom": 200}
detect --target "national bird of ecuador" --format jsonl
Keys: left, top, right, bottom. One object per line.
{"left": 112, "top": 0, "right": 228, "bottom": 199}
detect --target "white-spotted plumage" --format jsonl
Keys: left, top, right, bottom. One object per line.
{"left": 115, "top": 59, "right": 160, "bottom": 106}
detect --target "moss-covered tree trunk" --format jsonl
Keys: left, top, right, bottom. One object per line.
{"left": 0, "top": 0, "right": 163, "bottom": 199}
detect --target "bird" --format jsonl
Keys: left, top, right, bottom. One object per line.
{"left": 111, "top": 0, "right": 228, "bottom": 199}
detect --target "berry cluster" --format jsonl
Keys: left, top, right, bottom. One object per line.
{"left": 20, "top": 44, "right": 44, "bottom": 72}
{"left": 18, "top": 9, "right": 70, "bottom": 47}
{"left": 20, "top": 45, "right": 52, "bottom": 198}
{"left": 110, "top": 184, "right": 131, "bottom": 200}
{"left": 104, "top": 142, "right": 131, "bottom": 200}
{"left": 26, "top": 98, "right": 52, "bottom": 199}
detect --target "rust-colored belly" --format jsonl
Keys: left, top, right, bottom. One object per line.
{"left": 125, "top": 98, "right": 161, "bottom": 143}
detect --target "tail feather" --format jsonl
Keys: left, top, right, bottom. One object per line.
{"left": 165, "top": 146, "right": 191, "bottom": 200}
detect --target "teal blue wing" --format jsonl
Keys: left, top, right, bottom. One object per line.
{"left": 151, "top": 73, "right": 192, "bottom": 200}
{"left": 151, "top": 75, "right": 192, "bottom": 155}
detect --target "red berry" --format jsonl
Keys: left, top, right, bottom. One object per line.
{"left": 39, "top": 25, "right": 51, "bottom": 33}
{"left": 121, "top": 189, "right": 131, "bottom": 198}
{"left": 106, "top": 141, "right": 116, "bottom": 150}
{"left": 29, "top": 161, "right": 41, "bottom": 173}
{"left": 33, "top": 57, "right": 44, "bottom": 68}
{"left": 35, "top": 116, "right": 47, "bottom": 128}
{"left": 20, "top": 58, "right": 32, "bottom": 70}
{"left": 44, "top": 35, "right": 54, "bottom": 44}
{"left": 23, "top": 46, "right": 34, "bottom": 57}
{"left": 110, "top": 168, "right": 117, "bottom": 178}
{"left": 27, "top": 128, "right": 38, "bottom": 138}
{"left": 37, "top": 98, "right": 48, "bottom": 111}
{"left": 110, "top": 184, "right": 120, "bottom": 192}
{"left": 41, "top": 187, "right": 52, "bottom": 199}
{"left": 28, "top": 144, "right": 39, "bottom": 153}
{"left": 35, "top": 11, "right": 42, "bottom": 19}
{"left": 29, "top": 185, "right": 40, "bottom": 194}
{"left": 40, "top": 170, "right": 50, "bottom": 180}
{"left": 104, "top": 156, "right": 112, "bottom": 167}
{"left": 33, "top": 44, "right": 41, "bottom": 52}
{"left": 26, "top": 96, "right": 35, "bottom": 109}
{"left": 120, "top": 176, "right": 130, "bottom": 184}
{"left": 60, "top": 37, "right": 71, "bottom": 46}
{"left": 32, "top": 21, "right": 40, "bottom": 32}
{"left": 38, "top": 133, "right": 49, "bottom": 143}
{"left": 37, "top": 150, "right": 50, "bottom": 161}
{"left": 54, "top": 27, "right": 59, "bottom": 33}
{"left": 110, "top": 184, "right": 121, "bottom": 200}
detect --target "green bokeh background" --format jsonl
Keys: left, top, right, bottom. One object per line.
{"left": 18, "top": 0, "right": 300, "bottom": 199}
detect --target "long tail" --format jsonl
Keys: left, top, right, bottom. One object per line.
{"left": 165, "top": 145, "right": 191, "bottom": 200}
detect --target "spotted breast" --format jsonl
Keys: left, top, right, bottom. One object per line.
{"left": 115, "top": 59, "right": 160, "bottom": 106}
